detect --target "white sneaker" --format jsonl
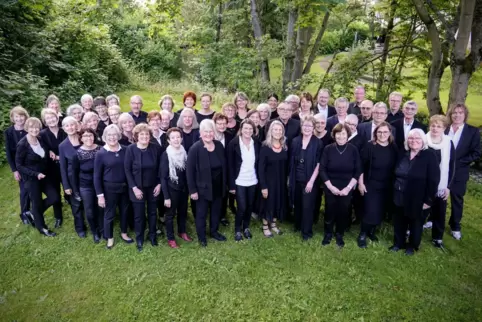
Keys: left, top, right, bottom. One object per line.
{"left": 423, "top": 221, "right": 433, "bottom": 229}
{"left": 251, "top": 212, "right": 259, "bottom": 220}
{"left": 451, "top": 231, "right": 462, "bottom": 240}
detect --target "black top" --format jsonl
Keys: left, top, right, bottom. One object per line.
{"left": 225, "top": 121, "right": 240, "bottom": 137}
{"left": 270, "top": 110, "right": 279, "bottom": 120}
{"left": 59, "top": 138, "right": 81, "bottom": 191}
{"left": 361, "top": 143, "right": 398, "bottom": 184}
{"left": 265, "top": 118, "right": 301, "bottom": 149}
{"left": 93, "top": 145, "right": 127, "bottom": 196}
{"left": 348, "top": 102, "right": 361, "bottom": 115}
{"left": 15, "top": 136, "right": 49, "bottom": 181}
{"left": 4, "top": 126, "right": 27, "bottom": 172}
{"left": 208, "top": 149, "right": 223, "bottom": 198}
{"left": 119, "top": 134, "right": 133, "bottom": 146}
{"left": 387, "top": 110, "right": 404, "bottom": 124}
{"left": 124, "top": 144, "right": 162, "bottom": 190}
{"left": 391, "top": 118, "right": 427, "bottom": 150}
{"left": 320, "top": 143, "right": 361, "bottom": 189}
{"left": 358, "top": 115, "right": 372, "bottom": 123}
{"left": 254, "top": 125, "right": 266, "bottom": 143}
{"left": 182, "top": 129, "right": 200, "bottom": 152}
{"left": 160, "top": 151, "right": 187, "bottom": 199}
{"left": 295, "top": 149, "right": 307, "bottom": 182}
{"left": 72, "top": 145, "right": 102, "bottom": 190}
{"left": 195, "top": 111, "right": 215, "bottom": 124}
{"left": 348, "top": 133, "right": 366, "bottom": 152}
{"left": 40, "top": 127, "right": 67, "bottom": 160}
{"left": 445, "top": 124, "right": 481, "bottom": 182}
{"left": 319, "top": 132, "right": 333, "bottom": 147}
{"left": 170, "top": 113, "right": 180, "bottom": 128}
{"left": 129, "top": 111, "right": 148, "bottom": 124}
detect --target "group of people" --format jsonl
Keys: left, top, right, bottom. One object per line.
{"left": 5, "top": 87, "right": 480, "bottom": 255}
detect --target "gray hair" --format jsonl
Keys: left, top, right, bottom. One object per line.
{"left": 354, "top": 85, "right": 365, "bottom": 92}
{"left": 389, "top": 91, "right": 403, "bottom": 100}
{"left": 263, "top": 120, "right": 287, "bottom": 150}
{"left": 102, "top": 124, "right": 122, "bottom": 142}
{"left": 199, "top": 119, "right": 216, "bottom": 134}
{"left": 106, "top": 94, "right": 120, "bottom": 105}
{"left": 81, "top": 94, "right": 93, "bottom": 103}
{"left": 66, "top": 104, "right": 83, "bottom": 116}
{"left": 62, "top": 115, "right": 79, "bottom": 128}
{"left": 118, "top": 113, "right": 135, "bottom": 131}
{"left": 130, "top": 95, "right": 143, "bottom": 104}
{"left": 177, "top": 108, "right": 199, "bottom": 129}
{"left": 82, "top": 111, "right": 99, "bottom": 124}
{"left": 317, "top": 88, "right": 330, "bottom": 96}
{"left": 346, "top": 114, "right": 359, "bottom": 125}
{"left": 373, "top": 102, "right": 388, "bottom": 111}
{"left": 314, "top": 113, "right": 327, "bottom": 121}
{"left": 404, "top": 128, "right": 428, "bottom": 151}
{"left": 256, "top": 103, "right": 271, "bottom": 119}
{"left": 403, "top": 100, "right": 418, "bottom": 109}
{"left": 285, "top": 94, "right": 300, "bottom": 103}
{"left": 334, "top": 97, "right": 349, "bottom": 108}
{"left": 160, "top": 109, "right": 172, "bottom": 119}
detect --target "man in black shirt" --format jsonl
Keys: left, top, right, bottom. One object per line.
{"left": 265, "top": 102, "right": 300, "bottom": 150}
{"left": 348, "top": 85, "right": 365, "bottom": 115}
{"left": 358, "top": 100, "right": 373, "bottom": 123}
{"left": 129, "top": 95, "right": 148, "bottom": 124}
{"left": 386, "top": 91, "right": 404, "bottom": 123}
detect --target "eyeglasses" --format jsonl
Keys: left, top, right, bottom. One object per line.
{"left": 109, "top": 113, "right": 120, "bottom": 117}
{"left": 377, "top": 131, "right": 390, "bottom": 135}
{"left": 404, "top": 107, "right": 417, "bottom": 112}
{"left": 408, "top": 137, "right": 422, "bottom": 141}
{"left": 302, "top": 124, "right": 314, "bottom": 128}
{"left": 345, "top": 122, "right": 357, "bottom": 127}
{"left": 82, "top": 134, "right": 94, "bottom": 138}
{"left": 373, "top": 112, "right": 387, "bottom": 115}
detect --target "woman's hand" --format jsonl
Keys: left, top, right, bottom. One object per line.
{"left": 98, "top": 196, "right": 106, "bottom": 208}
{"left": 305, "top": 181, "right": 314, "bottom": 193}
{"left": 164, "top": 199, "right": 171, "bottom": 208}
{"left": 442, "top": 188, "right": 450, "bottom": 200}
{"left": 261, "top": 189, "right": 268, "bottom": 199}
{"left": 13, "top": 171, "right": 21, "bottom": 182}
{"left": 49, "top": 151, "right": 56, "bottom": 160}
{"left": 339, "top": 187, "right": 351, "bottom": 196}
{"left": 229, "top": 189, "right": 236, "bottom": 195}
{"left": 358, "top": 183, "right": 367, "bottom": 196}
{"left": 133, "top": 187, "right": 143, "bottom": 200}
{"left": 422, "top": 203, "right": 431, "bottom": 210}
{"left": 64, "top": 189, "right": 72, "bottom": 195}
{"left": 191, "top": 193, "right": 199, "bottom": 200}
{"left": 37, "top": 173, "right": 46, "bottom": 180}
{"left": 153, "top": 184, "right": 161, "bottom": 197}
{"left": 329, "top": 186, "right": 341, "bottom": 196}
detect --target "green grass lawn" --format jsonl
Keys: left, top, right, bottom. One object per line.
{"left": 1, "top": 164, "right": 482, "bottom": 320}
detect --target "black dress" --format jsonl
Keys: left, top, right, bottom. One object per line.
{"left": 258, "top": 146, "right": 288, "bottom": 221}
{"left": 195, "top": 111, "right": 215, "bottom": 124}
{"left": 361, "top": 143, "right": 397, "bottom": 225}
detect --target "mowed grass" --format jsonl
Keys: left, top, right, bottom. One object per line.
{"left": 1, "top": 163, "right": 482, "bottom": 321}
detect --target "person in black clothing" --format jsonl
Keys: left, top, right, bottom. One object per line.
{"left": 390, "top": 129, "right": 439, "bottom": 255}
{"left": 320, "top": 123, "right": 361, "bottom": 247}
{"left": 445, "top": 103, "right": 481, "bottom": 240}
{"left": 285, "top": 94, "right": 301, "bottom": 120}
{"left": 40, "top": 108, "right": 65, "bottom": 228}
{"left": 257, "top": 103, "right": 271, "bottom": 133}
{"left": 348, "top": 85, "right": 365, "bottom": 115}
{"left": 391, "top": 101, "right": 427, "bottom": 150}
{"left": 187, "top": 119, "right": 228, "bottom": 247}
{"left": 16, "top": 117, "right": 59, "bottom": 237}
{"left": 129, "top": 95, "right": 148, "bottom": 124}
{"left": 314, "top": 89, "right": 336, "bottom": 119}
{"left": 357, "top": 122, "right": 398, "bottom": 248}
{"left": 177, "top": 108, "right": 200, "bottom": 152}
{"left": 214, "top": 113, "right": 234, "bottom": 226}
{"left": 386, "top": 92, "right": 404, "bottom": 123}
{"left": 326, "top": 97, "right": 349, "bottom": 133}
{"left": 124, "top": 124, "right": 163, "bottom": 251}
{"left": 72, "top": 128, "right": 103, "bottom": 243}
{"left": 265, "top": 102, "right": 300, "bottom": 150}
{"left": 289, "top": 115, "right": 323, "bottom": 241}
{"left": 267, "top": 93, "right": 279, "bottom": 120}
{"left": 45, "top": 94, "right": 64, "bottom": 127}
{"left": 313, "top": 113, "right": 332, "bottom": 225}
{"left": 118, "top": 113, "right": 136, "bottom": 146}
{"left": 258, "top": 121, "right": 287, "bottom": 237}
{"left": 222, "top": 103, "right": 240, "bottom": 138}
{"left": 66, "top": 104, "right": 84, "bottom": 124}
{"left": 83, "top": 111, "right": 103, "bottom": 145}
{"left": 424, "top": 115, "right": 456, "bottom": 249}
{"left": 195, "top": 93, "right": 215, "bottom": 124}
{"left": 5, "top": 106, "right": 31, "bottom": 224}
{"left": 59, "top": 116, "right": 87, "bottom": 237}
{"left": 358, "top": 100, "right": 373, "bottom": 124}
{"left": 94, "top": 96, "right": 110, "bottom": 134}
{"left": 234, "top": 92, "right": 250, "bottom": 122}
{"left": 159, "top": 94, "right": 179, "bottom": 128}
{"left": 227, "top": 120, "right": 260, "bottom": 241}
{"left": 160, "top": 128, "right": 193, "bottom": 249}
{"left": 94, "top": 124, "right": 134, "bottom": 249}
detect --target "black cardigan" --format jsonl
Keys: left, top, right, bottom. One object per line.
{"left": 160, "top": 151, "right": 187, "bottom": 199}
{"left": 226, "top": 136, "right": 260, "bottom": 190}
{"left": 15, "top": 136, "right": 49, "bottom": 181}
{"left": 124, "top": 143, "right": 162, "bottom": 190}
{"left": 445, "top": 124, "right": 481, "bottom": 182}
{"left": 395, "top": 149, "right": 440, "bottom": 218}
{"left": 186, "top": 140, "right": 227, "bottom": 201}
{"left": 4, "top": 126, "right": 27, "bottom": 172}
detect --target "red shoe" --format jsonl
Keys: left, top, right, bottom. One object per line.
{"left": 168, "top": 240, "right": 179, "bottom": 249}
{"left": 178, "top": 233, "right": 193, "bottom": 242}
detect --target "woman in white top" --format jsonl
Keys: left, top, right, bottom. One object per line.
{"left": 227, "top": 119, "right": 260, "bottom": 241}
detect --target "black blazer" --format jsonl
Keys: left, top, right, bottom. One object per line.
{"left": 387, "top": 110, "right": 404, "bottom": 124}
{"left": 391, "top": 118, "right": 427, "bottom": 150}
{"left": 226, "top": 137, "right": 260, "bottom": 190}
{"left": 348, "top": 133, "right": 366, "bottom": 152}
{"left": 15, "top": 136, "right": 49, "bottom": 181}
{"left": 326, "top": 115, "right": 340, "bottom": 133}
{"left": 4, "top": 126, "right": 27, "bottom": 172}
{"left": 186, "top": 140, "right": 227, "bottom": 201}
{"left": 315, "top": 105, "right": 336, "bottom": 118}
{"left": 124, "top": 143, "right": 162, "bottom": 191}
{"left": 357, "top": 121, "right": 397, "bottom": 144}
{"left": 445, "top": 124, "right": 481, "bottom": 182}
{"left": 160, "top": 151, "right": 187, "bottom": 199}
{"left": 395, "top": 149, "right": 440, "bottom": 218}
{"left": 264, "top": 118, "right": 300, "bottom": 148}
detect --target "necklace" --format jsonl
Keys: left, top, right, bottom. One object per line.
{"left": 335, "top": 144, "right": 347, "bottom": 155}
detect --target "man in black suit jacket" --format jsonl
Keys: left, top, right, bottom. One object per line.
{"left": 444, "top": 103, "right": 481, "bottom": 240}
{"left": 357, "top": 102, "right": 396, "bottom": 143}
{"left": 391, "top": 101, "right": 427, "bottom": 150}
{"left": 386, "top": 91, "right": 404, "bottom": 123}
{"left": 358, "top": 100, "right": 373, "bottom": 124}
{"left": 315, "top": 89, "right": 336, "bottom": 119}
{"left": 348, "top": 85, "right": 365, "bottom": 115}
{"left": 326, "top": 97, "right": 349, "bottom": 133}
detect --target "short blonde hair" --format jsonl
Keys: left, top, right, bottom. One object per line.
{"left": 81, "top": 94, "right": 93, "bottom": 104}
{"left": 108, "top": 105, "right": 121, "bottom": 115}
{"left": 132, "top": 123, "right": 151, "bottom": 142}
{"left": 234, "top": 92, "right": 249, "bottom": 108}
{"left": 429, "top": 115, "right": 448, "bottom": 128}
{"left": 102, "top": 124, "right": 122, "bottom": 142}
{"left": 45, "top": 94, "right": 61, "bottom": 111}
{"left": 9, "top": 106, "right": 29, "bottom": 123}
{"left": 82, "top": 111, "right": 99, "bottom": 124}
{"left": 25, "top": 117, "right": 42, "bottom": 131}
{"left": 41, "top": 108, "right": 58, "bottom": 124}
{"left": 158, "top": 94, "right": 175, "bottom": 109}
{"left": 177, "top": 107, "right": 199, "bottom": 129}
{"left": 62, "top": 116, "right": 79, "bottom": 128}
{"left": 66, "top": 104, "right": 83, "bottom": 117}
{"left": 106, "top": 94, "right": 120, "bottom": 106}
{"left": 404, "top": 128, "right": 428, "bottom": 151}
{"left": 118, "top": 113, "right": 135, "bottom": 132}
{"left": 256, "top": 103, "right": 271, "bottom": 118}
{"left": 300, "top": 115, "right": 316, "bottom": 128}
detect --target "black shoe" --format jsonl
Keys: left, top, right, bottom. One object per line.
{"left": 93, "top": 234, "right": 101, "bottom": 244}
{"left": 199, "top": 240, "right": 207, "bottom": 247}
{"left": 150, "top": 238, "right": 159, "bottom": 246}
{"left": 243, "top": 228, "right": 252, "bottom": 240}
{"left": 211, "top": 232, "right": 227, "bottom": 241}
{"left": 25, "top": 211, "right": 35, "bottom": 227}
{"left": 335, "top": 234, "right": 345, "bottom": 248}
{"left": 302, "top": 236, "right": 312, "bottom": 242}
{"left": 321, "top": 234, "right": 332, "bottom": 246}
{"left": 389, "top": 245, "right": 401, "bottom": 252}
{"left": 40, "top": 229, "right": 56, "bottom": 237}
{"left": 405, "top": 248, "right": 415, "bottom": 256}
{"left": 156, "top": 227, "right": 164, "bottom": 236}
{"left": 137, "top": 242, "right": 143, "bottom": 252}
{"left": 54, "top": 218, "right": 63, "bottom": 228}
{"left": 121, "top": 235, "right": 134, "bottom": 244}
{"left": 357, "top": 233, "right": 367, "bottom": 248}
{"left": 229, "top": 206, "right": 237, "bottom": 215}
{"left": 235, "top": 232, "right": 243, "bottom": 242}
{"left": 20, "top": 213, "right": 29, "bottom": 225}
{"left": 220, "top": 218, "right": 229, "bottom": 226}
{"left": 432, "top": 239, "right": 444, "bottom": 249}
{"left": 78, "top": 231, "right": 86, "bottom": 238}
{"left": 368, "top": 234, "right": 379, "bottom": 242}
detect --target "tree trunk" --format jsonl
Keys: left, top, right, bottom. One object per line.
{"left": 375, "top": 0, "right": 396, "bottom": 101}
{"left": 412, "top": 0, "right": 446, "bottom": 115}
{"left": 291, "top": 27, "right": 312, "bottom": 85}
{"left": 215, "top": 2, "right": 222, "bottom": 43}
{"left": 282, "top": 8, "right": 298, "bottom": 94}
{"left": 448, "top": 0, "right": 480, "bottom": 106}
{"left": 303, "top": 10, "right": 330, "bottom": 75}
{"left": 249, "top": 0, "right": 270, "bottom": 82}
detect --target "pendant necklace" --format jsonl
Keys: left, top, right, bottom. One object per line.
{"left": 336, "top": 144, "right": 347, "bottom": 155}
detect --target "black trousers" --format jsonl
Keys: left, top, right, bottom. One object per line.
{"left": 360, "top": 222, "right": 376, "bottom": 235}
{"left": 234, "top": 185, "right": 256, "bottom": 233}
{"left": 324, "top": 189, "right": 352, "bottom": 237}
{"left": 80, "top": 187, "right": 104, "bottom": 236}
{"left": 294, "top": 182, "right": 318, "bottom": 239}
{"left": 50, "top": 166, "right": 64, "bottom": 220}
{"left": 449, "top": 180, "right": 467, "bottom": 231}
{"left": 313, "top": 186, "right": 323, "bottom": 224}
{"left": 18, "top": 180, "right": 31, "bottom": 215}
{"left": 393, "top": 206, "right": 423, "bottom": 250}
{"left": 131, "top": 186, "right": 158, "bottom": 244}
{"left": 156, "top": 190, "right": 165, "bottom": 221}
{"left": 429, "top": 196, "right": 447, "bottom": 240}
{"left": 351, "top": 189, "right": 364, "bottom": 223}
{"left": 196, "top": 196, "right": 222, "bottom": 243}
{"left": 103, "top": 189, "right": 130, "bottom": 239}
{"left": 25, "top": 179, "right": 60, "bottom": 231}
{"left": 165, "top": 189, "right": 188, "bottom": 240}
{"left": 67, "top": 193, "right": 85, "bottom": 234}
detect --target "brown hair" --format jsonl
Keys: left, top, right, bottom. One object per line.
{"left": 132, "top": 123, "right": 151, "bottom": 142}
{"left": 446, "top": 103, "right": 469, "bottom": 124}
{"left": 147, "top": 111, "right": 161, "bottom": 123}
{"left": 331, "top": 123, "right": 351, "bottom": 139}
{"left": 25, "top": 117, "right": 43, "bottom": 131}
{"left": 300, "top": 115, "right": 316, "bottom": 129}
{"left": 10, "top": 106, "right": 30, "bottom": 123}
{"left": 79, "top": 128, "right": 97, "bottom": 144}
{"left": 213, "top": 112, "right": 228, "bottom": 123}
{"left": 371, "top": 121, "right": 394, "bottom": 145}
{"left": 166, "top": 127, "right": 182, "bottom": 139}
{"left": 246, "top": 109, "right": 260, "bottom": 119}
{"left": 237, "top": 119, "right": 256, "bottom": 137}
{"left": 183, "top": 91, "right": 197, "bottom": 105}
{"left": 158, "top": 94, "right": 174, "bottom": 109}
{"left": 200, "top": 92, "right": 212, "bottom": 101}
{"left": 300, "top": 92, "right": 314, "bottom": 112}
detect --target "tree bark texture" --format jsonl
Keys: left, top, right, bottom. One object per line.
{"left": 249, "top": 0, "right": 270, "bottom": 82}
{"left": 282, "top": 8, "right": 298, "bottom": 93}
{"left": 376, "top": 0, "right": 396, "bottom": 101}
{"left": 303, "top": 10, "right": 330, "bottom": 75}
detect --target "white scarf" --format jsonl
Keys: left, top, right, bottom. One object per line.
{"left": 426, "top": 133, "right": 451, "bottom": 193}
{"left": 166, "top": 145, "right": 187, "bottom": 184}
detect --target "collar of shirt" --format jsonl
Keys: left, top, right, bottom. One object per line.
{"left": 404, "top": 119, "right": 414, "bottom": 126}
{"left": 104, "top": 144, "right": 122, "bottom": 152}
{"left": 348, "top": 132, "right": 358, "bottom": 141}
{"left": 317, "top": 104, "right": 327, "bottom": 111}
{"left": 450, "top": 123, "right": 465, "bottom": 133}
